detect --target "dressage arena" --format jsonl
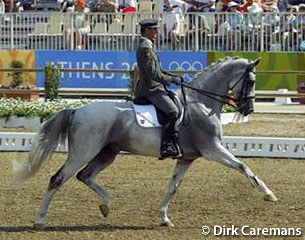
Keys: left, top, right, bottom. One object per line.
{"left": 1, "top": 113, "right": 305, "bottom": 240}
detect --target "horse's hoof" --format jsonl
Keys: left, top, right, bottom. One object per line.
{"left": 99, "top": 204, "right": 110, "bottom": 217}
{"left": 33, "top": 223, "right": 45, "bottom": 230}
{"left": 160, "top": 221, "right": 175, "bottom": 227}
{"left": 264, "top": 193, "right": 278, "bottom": 202}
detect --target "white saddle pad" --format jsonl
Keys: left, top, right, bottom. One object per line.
{"left": 132, "top": 103, "right": 162, "bottom": 128}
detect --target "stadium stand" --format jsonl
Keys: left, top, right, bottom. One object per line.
{"left": 0, "top": 0, "right": 305, "bottom": 51}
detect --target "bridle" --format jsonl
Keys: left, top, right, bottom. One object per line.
{"left": 229, "top": 66, "right": 256, "bottom": 112}
{"left": 180, "top": 64, "right": 255, "bottom": 110}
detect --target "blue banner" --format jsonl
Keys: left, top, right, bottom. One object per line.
{"left": 35, "top": 51, "right": 208, "bottom": 89}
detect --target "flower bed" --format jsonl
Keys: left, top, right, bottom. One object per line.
{"left": 0, "top": 98, "right": 92, "bottom": 119}
{"left": 0, "top": 98, "right": 241, "bottom": 128}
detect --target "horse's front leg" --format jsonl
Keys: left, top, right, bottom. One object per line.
{"left": 202, "top": 143, "right": 278, "bottom": 202}
{"left": 158, "top": 159, "right": 194, "bottom": 227}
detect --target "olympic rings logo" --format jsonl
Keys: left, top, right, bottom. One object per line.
{"left": 168, "top": 61, "right": 204, "bottom": 80}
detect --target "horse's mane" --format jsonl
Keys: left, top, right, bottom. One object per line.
{"left": 190, "top": 56, "right": 244, "bottom": 86}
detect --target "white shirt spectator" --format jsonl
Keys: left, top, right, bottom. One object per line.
{"left": 226, "top": 2, "right": 244, "bottom": 30}
{"left": 160, "top": 0, "right": 186, "bottom": 33}
{"left": 0, "top": 0, "right": 5, "bottom": 14}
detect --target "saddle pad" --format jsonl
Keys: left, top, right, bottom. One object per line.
{"left": 132, "top": 104, "right": 162, "bottom": 128}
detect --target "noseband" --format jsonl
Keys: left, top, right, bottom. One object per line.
{"left": 229, "top": 66, "right": 256, "bottom": 111}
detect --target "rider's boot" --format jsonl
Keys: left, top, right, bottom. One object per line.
{"left": 172, "top": 133, "right": 182, "bottom": 159}
{"left": 159, "top": 133, "right": 182, "bottom": 160}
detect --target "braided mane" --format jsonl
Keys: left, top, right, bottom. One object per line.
{"left": 190, "top": 56, "right": 242, "bottom": 84}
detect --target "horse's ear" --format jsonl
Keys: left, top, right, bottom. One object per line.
{"left": 251, "top": 57, "right": 262, "bottom": 68}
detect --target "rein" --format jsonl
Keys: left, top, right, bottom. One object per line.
{"left": 181, "top": 82, "right": 237, "bottom": 108}
{"left": 180, "top": 65, "right": 255, "bottom": 109}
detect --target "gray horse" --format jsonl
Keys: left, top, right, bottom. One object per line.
{"left": 13, "top": 56, "right": 277, "bottom": 228}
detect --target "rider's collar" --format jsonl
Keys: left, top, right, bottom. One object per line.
{"left": 140, "top": 37, "right": 154, "bottom": 49}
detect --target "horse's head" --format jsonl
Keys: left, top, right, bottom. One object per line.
{"left": 230, "top": 57, "right": 261, "bottom": 116}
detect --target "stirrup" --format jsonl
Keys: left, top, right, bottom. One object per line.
{"left": 159, "top": 142, "right": 182, "bottom": 160}
{"left": 173, "top": 143, "right": 182, "bottom": 159}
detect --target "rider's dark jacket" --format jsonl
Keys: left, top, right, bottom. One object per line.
{"left": 134, "top": 37, "right": 179, "bottom": 98}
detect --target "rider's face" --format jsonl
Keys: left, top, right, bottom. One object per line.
{"left": 144, "top": 27, "right": 158, "bottom": 41}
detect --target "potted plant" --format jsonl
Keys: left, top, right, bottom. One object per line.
{"left": 0, "top": 60, "right": 39, "bottom": 100}
{"left": 44, "top": 62, "right": 61, "bottom": 101}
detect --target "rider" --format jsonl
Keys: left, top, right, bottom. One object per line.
{"left": 134, "top": 18, "right": 183, "bottom": 159}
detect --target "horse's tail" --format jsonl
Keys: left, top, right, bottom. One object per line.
{"left": 12, "top": 108, "right": 75, "bottom": 188}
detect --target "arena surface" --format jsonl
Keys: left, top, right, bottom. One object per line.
{"left": 0, "top": 113, "right": 305, "bottom": 240}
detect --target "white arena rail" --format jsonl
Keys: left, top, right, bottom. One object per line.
{"left": 223, "top": 136, "right": 305, "bottom": 159}
{"left": 0, "top": 132, "right": 304, "bottom": 159}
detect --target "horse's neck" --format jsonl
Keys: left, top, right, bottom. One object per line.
{"left": 187, "top": 73, "right": 229, "bottom": 115}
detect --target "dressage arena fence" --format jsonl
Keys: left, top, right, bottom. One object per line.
{"left": 0, "top": 132, "right": 304, "bottom": 159}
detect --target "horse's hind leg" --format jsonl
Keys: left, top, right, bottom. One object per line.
{"left": 203, "top": 144, "right": 277, "bottom": 202}
{"left": 76, "top": 147, "right": 117, "bottom": 218}
{"left": 34, "top": 154, "right": 96, "bottom": 228}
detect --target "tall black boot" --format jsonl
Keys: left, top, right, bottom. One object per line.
{"left": 159, "top": 126, "right": 181, "bottom": 160}
{"left": 172, "top": 133, "right": 182, "bottom": 159}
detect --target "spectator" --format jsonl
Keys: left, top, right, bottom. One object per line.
{"left": 4, "top": 0, "right": 13, "bottom": 12}
{"left": 283, "top": 4, "right": 297, "bottom": 27}
{"left": 225, "top": 1, "right": 245, "bottom": 49}
{"left": 262, "top": 3, "right": 280, "bottom": 48}
{"left": 295, "top": 3, "right": 305, "bottom": 26}
{"left": 91, "top": 0, "right": 118, "bottom": 12}
{"left": 184, "top": 0, "right": 216, "bottom": 12}
{"left": 160, "top": 0, "right": 187, "bottom": 49}
{"left": 21, "top": 0, "right": 32, "bottom": 10}
{"left": 260, "top": 0, "right": 278, "bottom": 11}
{"left": 185, "top": 14, "right": 211, "bottom": 50}
{"left": 278, "top": 0, "right": 289, "bottom": 11}
{"left": 58, "top": 0, "right": 75, "bottom": 12}
{"left": 184, "top": 0, "right": 215, "bottom": 32}
{"left": 117, "top": 0, "right": 137, "bottom": 13}
{"left": 296, "top": 3, "right": 305, "bottom": 45}
{"left": 220, "top": 0, "right": 243, "bottom": 12}
{"left": 0, "top": 0, "right": 5, "bottom": 14}
{"left": 289, "top": 0, "right": 305, "bottom": 6}
{"left": 281, "top": 4, "right": 298, "bottom": 50}
{"left": 241, "top": 0, "right": 262, "bottom": 12}
{"left": 91, "top": 0, "right": 118, "bottom": 25}
{"left": 263, "top": 3, "right": 280, "bottom": 29}
{"left": 64, "top": 0, "right": 91, "bottom": 50}
{"left": 226, "top": 1, "right": 244, "bottom": 29}
{"left": 245, "top": 2, "right": 263, "bottom": 31}
{"left": 184, "top": 0, "right": 215, "bottom": 40}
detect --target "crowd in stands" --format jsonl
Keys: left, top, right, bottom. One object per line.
{"left": 0, "top": 0, "right": 305, "bottom": 51}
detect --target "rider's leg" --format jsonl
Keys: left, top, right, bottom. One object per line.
{"left": 148, "top": 92, "right": 181, "bottom": 158}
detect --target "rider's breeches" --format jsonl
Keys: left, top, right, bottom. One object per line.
{"left": 148, "top": 92, "right": 179, "bottom": 143}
